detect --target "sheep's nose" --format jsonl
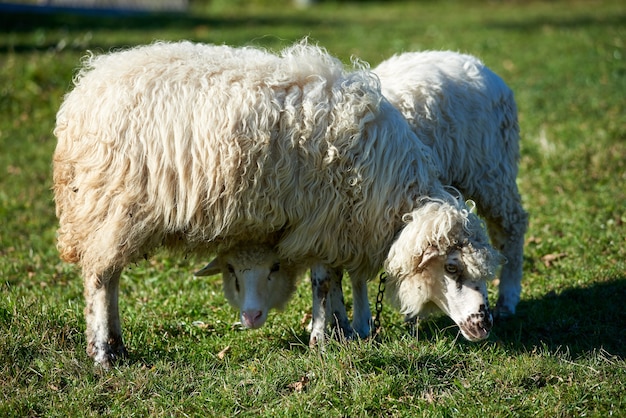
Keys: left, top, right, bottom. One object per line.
{"left": 242, "top": 310, "right": 264, "bottom": 329}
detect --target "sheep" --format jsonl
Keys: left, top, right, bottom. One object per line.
{"left": 200, "top": 50, "right": 526, "bottom": 341}
{"left": 195, "top": 238, "right": 345, "bottom": 340}
{"left": 194, "top": 243, "right": 305, "bottom": 330}
{"left": 197, "top": 252, "right": 355, "bottom": 341}
{"left": 53, "top": 40, "right": 499, "bottom": 368}
{"left": 196, "top": 190, "right": 502, "bottom": 344}
{"left": 204, "top": 196, "right": 502, "bottom": 342}
{"left": 372, "top": 51, "right": 528, "bottom": 318}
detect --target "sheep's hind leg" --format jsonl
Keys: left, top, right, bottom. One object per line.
{"left": 327, "top": 268, "right": 353, "bottom": 341}
{"left": 84, "top": 267, "right": 127, "bottom": 369}
{"left": 349, "top": 273, "right": 371, "bottom": 339}
{"left": 482, "top": 195, "right": 528, "bottom": 319}
{"left": 309, "top": 264, "right": 333, "bottom": 347}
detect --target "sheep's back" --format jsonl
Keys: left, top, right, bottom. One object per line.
{"left": 374, "top": 50, "right": 520, "bottom": 192}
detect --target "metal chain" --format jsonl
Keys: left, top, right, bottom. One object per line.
{"left": 373, "top": 271, "right": 387, "bottom": 337}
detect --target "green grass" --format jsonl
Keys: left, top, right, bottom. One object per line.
{"left": 1, "top": 0, "right": 625, "bottom": 415}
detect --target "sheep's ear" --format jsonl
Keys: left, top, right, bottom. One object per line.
{"left": 465, "top": 199, "right": 477, "bottom": 214}
{"left": 417, "top": 246, "right": 440, "bottom": 270}
{"left": 194, "top": 259, "right": 221, "bottom": 276}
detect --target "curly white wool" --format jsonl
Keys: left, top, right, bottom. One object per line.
{"left": 55, "top": 41, "right": 437, "bottom": 274}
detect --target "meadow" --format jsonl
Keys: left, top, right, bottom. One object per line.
{"left": 1, "top": 0, "right": 625, "bottom": 415}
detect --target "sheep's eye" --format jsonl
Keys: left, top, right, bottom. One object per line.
{"left": 270, "top": 262, "right": 280, "bottom": 274}
{"left": 226, "top": 264, "right": 235, "bottom": 274}
{"left": 445, "top": 263, "right": 459, "bottom": 274}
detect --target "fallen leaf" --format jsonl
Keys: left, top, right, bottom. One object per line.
{"left": 541, "top": 252, "right": 567, "bottom": 268}
{"left": 217, "top": 346, "right": 230, "bottom": 360}
{"left": 192, "top": 320, "right": 212, "bottom": 330}
{"left": 288, "top": 375, "right": 310, "bottom": 393}
{"left": 526, "top": 235, "right": 542, "bottom": 245}
{"left": 422, "top": 390, "right": 435, "bottom": 404}
{"left": 300, "top": 313, "right": 312, "bottom": 327}
{"left": 7, "top": 165, "right": 21, "bottom": 175}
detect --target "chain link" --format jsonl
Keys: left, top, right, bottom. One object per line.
{"left": 373, "top": 271, "right": 387, "bottom": 337}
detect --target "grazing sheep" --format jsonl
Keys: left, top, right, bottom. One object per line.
{"left": 373, "top": 51, "right": 528, "bottom": 318}
{"left": 197, "top": 248, "right": 355, "bottom": 340}
{"left": 53, "top": 40, "right": 499, "bottom": 367}
{"left": 207, "top": 50, "right": 525, "bottom": 340}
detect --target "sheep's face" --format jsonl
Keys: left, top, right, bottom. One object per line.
{"left": 387, "top": 239, "right": 502, "bottom": 342}
{"left": 194, "top": 246, "right": 299, "bottom": 329}
{"left": 417, "top": 245, "right": 495, "bottom": 341}
{"left": 385, "top": 196, "right": 504, "bottom": 341}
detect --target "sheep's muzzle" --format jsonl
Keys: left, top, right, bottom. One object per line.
{"left": 458, "top": 304, "right": 493, "bottom": 341}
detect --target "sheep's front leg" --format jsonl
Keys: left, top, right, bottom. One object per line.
{"left": 83, "top": 267, "right": 127, "bottom": 369}
{"left": 350, "top": 273, "right": 372, "bottom": 338}
{"left": 327, "top": 268, "right": 353, "bottom": 340}
{"left": 309, "top": 263, "right": 332, "bottom": 347}
{"left": 495, "top": 232, "right": 525, "bottom": 318}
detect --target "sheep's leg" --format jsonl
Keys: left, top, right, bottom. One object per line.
{"left": 84, "top": 267, "right": 127, "bottom": 369}
{"left": 324, "top": 284, "right": 334, "bottom": 329}
{"left": 404, "top": 315, "right": 419, "bottom": 338}
{"left": 327, "top": 268, "right": 353, "bottom": 341}
{"left": 350, "top": 273, "right": 371, "bottom": 338}
{"left": 311, "top": 269, "right": 349, "bottom": 337}
{"left": 481, "top": 192, "right": 528, "bottom": 318}
{"left": 491, "top": 218, "right": 527, "bottom": 318}
{"left": 309, "top": 263, "right": 332, "bottom": 347}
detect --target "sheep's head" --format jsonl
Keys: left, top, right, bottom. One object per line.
{"left": 385, "top": 196, "right": 504, "bottom": 341}
{"left": 195, "top": 244, "right": 300, "bottom": 329}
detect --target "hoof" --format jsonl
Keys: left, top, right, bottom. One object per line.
{"left": 88, "top": 340, "right": 128, "bottom": 369}
{"left": 309, "top": 329, "right": 325, "bottom": 348}
{"left": 493, "top": 304, "right": 515, "bottom": 320}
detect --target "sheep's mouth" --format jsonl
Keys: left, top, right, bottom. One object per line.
{"left": 458, "top": 308, "right": 493, "bottom": 342}
{"left": 460, "top": 323, "right": 491, "bottom": 341}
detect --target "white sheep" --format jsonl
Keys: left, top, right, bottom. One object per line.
{"left": 197, "top": 251, "right": 354, "bottom": 341}
{"left": 53, "top": 40, "right": 500, "bottom": 367}
{"left": 201, "top": 196, "right": 503, "bottom": 343}
{"left": 373, "top": 51, "right": 528, "bottom": 318}
{"left": 194, "top": 243, "right": 305, "bottom": 329}
{"left": 198, "top": 192, "right": 502, "bottom": 344}
{"left": 201, "top": 50, "right": 526, "bottom": 341}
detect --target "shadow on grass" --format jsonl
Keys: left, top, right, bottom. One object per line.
{"left": 493, "top": 278, "right": 626, "bottom": 358}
